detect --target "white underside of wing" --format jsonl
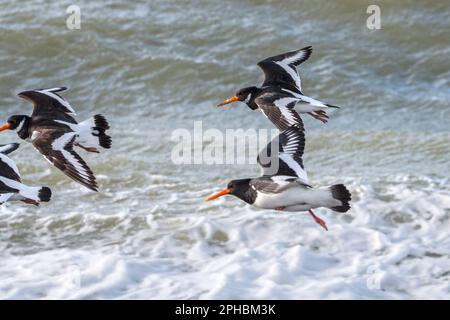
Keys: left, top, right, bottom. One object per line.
{"left": 0, "top": 153, "right": 20, "bottom": 179}
{"left": 51, "top": 132, "right": 91, "bottom": 180}
{"left": 38, "top": 89, "right": 76, "bottom": 114}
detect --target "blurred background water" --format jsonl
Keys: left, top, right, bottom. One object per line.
{"left": 0, "top": 0, "right": 449, "bottom": 299}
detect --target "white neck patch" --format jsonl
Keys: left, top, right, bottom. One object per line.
{"left": 16, "top": 119, "right": 25, "bottom": 132}
{"left": 244, "top": 93, "right": 252, "bottom": 104}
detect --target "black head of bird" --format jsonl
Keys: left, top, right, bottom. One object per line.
{"left": 217, "top": 86, "right": 259, "bottom": 110}
{"left": 205, "top": 178, "right": 255, "bottom": 204}
{"left": 0, "top": 115, "right": 30, "bottom": 139}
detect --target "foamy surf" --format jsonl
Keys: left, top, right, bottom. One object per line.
{"left": 0, "top": 0, "right": 449, "bottom": 300}
{"left": 0, "top": 175, "right": 449, "bottom": 299}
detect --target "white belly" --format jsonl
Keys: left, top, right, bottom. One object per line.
{"left": 253, "top": 187, "right": 338, "bottom": 212}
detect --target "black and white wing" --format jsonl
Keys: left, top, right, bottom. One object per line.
{"left": 0, "top": 144, "right": 22, "bottom": 202}
{"left": 0, "top": 143, "right": 20, "bottom": 155}
{"left": 32, "top": 129, "right": 98, "bottom": 191}
{"left": 0, "top": 145, "right": 21, "bottom": 183}
{"left": 255, "top": 94, "right": 303, "bottom": 131}
{"left": 17, "top": 87, "right": 77, "bottom": 123}
{"left": 257, "top": 125, "right": 308, "bottom": 183}
{"left": 257, "top": 46, "right": 312, "bottom": 94}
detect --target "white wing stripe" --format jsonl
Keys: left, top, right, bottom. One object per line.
{"left": 281, "top": 88, "right": 302, "bottom": 98}
{"left": 283, "top": 50, "right": 308, "bottom": 65}
{"left": 274, "top": 97, "right": 300, "bottom": 125}
{"left": 279, "top": 153, "right": 308, "bottom": 183}
{"left": 38, "top": 90, "right": 76, "bottom": 114}
{"left": 275, "top": 61, "right": 301, "bottom": 90}
{"left": 51, "top": 133, "right": 90, "bottom": 180}
{"left": 41, "top": 87, "right": 65, "bottom": 92}
{"left": 0, "top": 154, "right": 20, "bottom": 178}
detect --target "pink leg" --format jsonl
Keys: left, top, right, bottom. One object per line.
{"left": 308, "top": 209, "right": 328, "bottom": 231}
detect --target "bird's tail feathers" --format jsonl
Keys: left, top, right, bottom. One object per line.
{"left": 77, "top": 114, "right": 112, "bottom": 149}
{"left": 329, "top": 184, "right": 351, "bottom": 212}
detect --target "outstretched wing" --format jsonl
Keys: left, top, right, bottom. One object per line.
{"left": 257, "top": 125, "right": 308, "bottom": 183}
{"left": 255, "top": 94, "right": 303, "bottom": 131}
{"left": 257, "top": 46, "right": 312, "bottom": 94}
{"left": 17, "top": 87, "right": 77, "bottom": 123}
{"left": 32, "top": 129, "right": 98, "bottom": 191}
{"left": 0, "top": 143, "right": 19, "bottom": 155}
{"left": 0, "top": 147, "right": 21, "bottom": 200}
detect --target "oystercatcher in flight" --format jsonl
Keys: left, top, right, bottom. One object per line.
{"left": 0, "top": 143, "right": 51, "bottom": 205}
{"left": 217, "top": 46, "right": 340, "bottom": 128}
{"left": 205, "top": 125, "right": 351, "bottom": 230}
{"left": 0, "top": 87, "right": 111, "bottom": 191}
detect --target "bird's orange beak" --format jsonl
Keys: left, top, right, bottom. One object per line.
{"left": 217, "top": 96, "right": 238, "bottom": 107}
{"left": 205, "top": 188, "right": 230, "bottom": 201}
{"left": 0, "top": 123, "right": 10, "bottom": 132}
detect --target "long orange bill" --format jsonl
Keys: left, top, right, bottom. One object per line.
{"left": 217, "top": 96, "right": 238, "bottom": 107}
{"left": 0, "top": 123, "right": 10, "bottom": 132}
{"left": 205, "top": 188, "right": 230, "bottom": 201}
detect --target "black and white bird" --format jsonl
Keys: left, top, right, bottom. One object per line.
{"left": 0, "top": 87, "right": 111, "bottom": 191}
{"left": 205, "top": 125, "right": 351, "bottom": 230}
{"left": 217, "top": 46, "right": 340, "bottom": 128}
{"left": 0, "top": 143, "right": 51, "bottom": 205}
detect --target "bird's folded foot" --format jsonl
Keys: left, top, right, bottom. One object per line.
{"left": 275, "top": 206, "right": 286, "bottom": 211}
{"left": 21, "top": 198, "right": 39, "bottom": 206}
{"left": 308, "top": 209, "right": 328, "bottom": 231}
{"left": 308, "top": 111, "right": 328, "bottom": 123}
{"left": 75, "top": 143, "right": 100, "bottom": 153}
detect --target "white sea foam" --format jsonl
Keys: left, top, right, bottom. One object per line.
{"left": 0, "top": 176, "right": 449, "bottom": 299}
{"left": 0, "top": 0, "right": 449, "bottom": 300}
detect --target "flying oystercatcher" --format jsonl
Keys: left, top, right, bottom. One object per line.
{"left": 0, "top": 87, "right": 111, "bottom": 191}
{"left": 205, "top": 125, "right": 351, "bottom": 230}
{"left": 218, "top": 46, "right": 340, "bottom": 128}
{"left": 0, "top": 143, "right": 51, "bottom": 205}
